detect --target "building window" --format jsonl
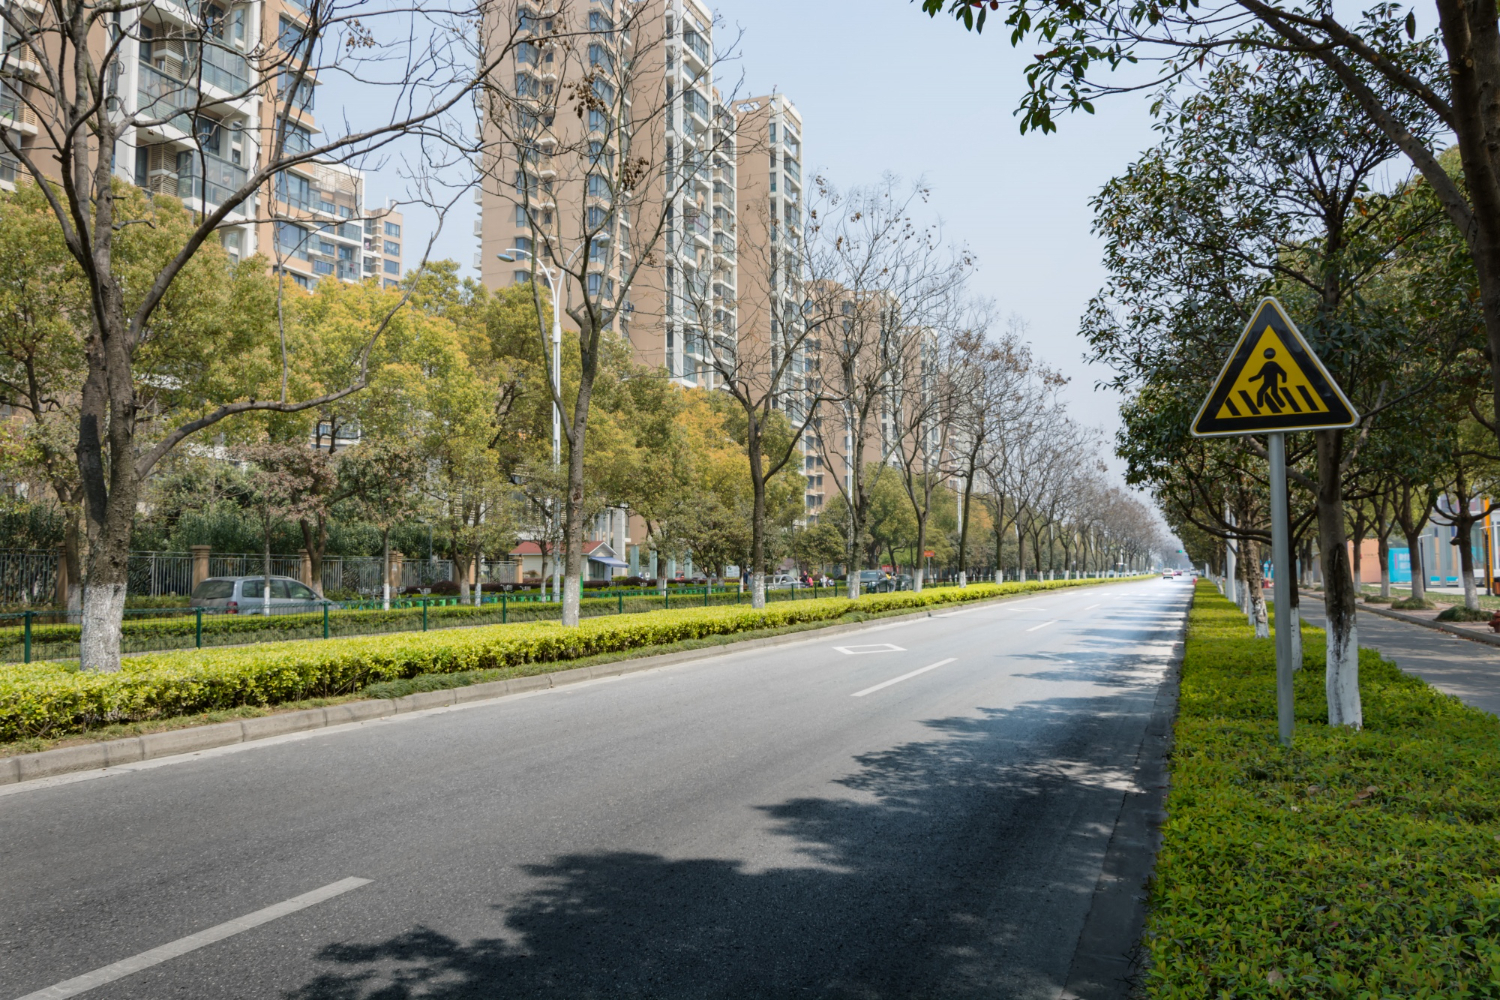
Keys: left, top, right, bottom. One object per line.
{"left": 278, "top": 72, "right": 315, "bottom": 111}
{"left": 276, "top": 170, "right": 313, "bottom": 210}
{"left": 313, "top": 259, "right": 334, "bottom": 276}
{"left": 384, "top": 240, "right": 400, "bottom": 255}
{"left": 589, "top": 109, "right": 608, "bottom": 133}
{"left": 384, "top": 279, "right": 398, "bottom": 289}
{"left": 383, "top": 258, "right": 400, "bottom": 275}
{"left": 514, "top": 271, "right": 531, "bottom": 284}
{"left": 276, "top": 221, "right": 307, "bottom": 259}
{"left": 588, "top": 10, "right": 613, "bottom": 32}
{"left": 277, "top": 16, "right": 309, "bottom": 57}
{"left": 282, "top": 122, "right": 313, "bottom": 155}
{"left": 384, "top": 220, "right": 401, "bottom": 237}
{"left": 587, "top": 273, "right": 602, "bottom": 296}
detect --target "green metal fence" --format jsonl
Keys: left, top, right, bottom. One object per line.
{"left": 0, "top": 583, "right": 847, "bottom": 664}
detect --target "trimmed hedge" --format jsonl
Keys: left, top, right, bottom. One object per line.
{"left": 0, "top": 587, "right": 807, "bottom": 655}
{"left": 0, "top": 577, "right": 1134, "bottom": 741}
{"left": 1145, "top": 582, "right": 1500, "bottom": 998}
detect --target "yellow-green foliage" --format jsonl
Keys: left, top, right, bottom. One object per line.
{"left": 0, "top": 578, "right": 1135, "bottom": 741}
{"left": 1147, "top": 582, "right": 1500, "bottom": 998}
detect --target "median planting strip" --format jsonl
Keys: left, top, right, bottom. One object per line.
{"left": 1144, "top": 581, "right": 1500, "bottom": 995}
{"left": 0, "top": 577, "right": 1150, "bottom": 785}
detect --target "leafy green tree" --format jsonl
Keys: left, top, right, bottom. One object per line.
{"left": 1084, "top": 56, "right": 1459, "bottom": 726}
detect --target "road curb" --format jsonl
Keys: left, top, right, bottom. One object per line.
{"left": 0, "top": 582, "right": 1144, "bottom": 787}
{"left": 1061, "top": 605, "right": 1186, "bottom": 999}
{"left": 1359, "top": 603, "right": 1500, "bottom": 648}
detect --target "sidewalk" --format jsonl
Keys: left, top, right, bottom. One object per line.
{"left": 1301, "top": 606, "right": 1500, "bottom": 716}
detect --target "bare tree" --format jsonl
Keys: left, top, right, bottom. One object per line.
{"left": 802, "top": 176, "right": 972, "bottom": 599}
{"left": 479, "top": 0, "right": 747, "bottom": 625}
{"left": 947, "top": 313, "right": 1039, "bottom": 586}
{"left": 686, "top": 191, "right": 827, "bottom": 607}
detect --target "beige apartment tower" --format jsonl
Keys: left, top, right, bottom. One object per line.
{"left": 477, "top": 0, "right": 737, "bottom": 389}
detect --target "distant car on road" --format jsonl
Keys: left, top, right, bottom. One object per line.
{"left": 1162, "top": 571, "right": 1175, "bottom": 579}
{"left": 858, "top": 569, "right": 897, "bottom": 593}
{"left": 190, "top": 575, "right": 334, "bottom": 614}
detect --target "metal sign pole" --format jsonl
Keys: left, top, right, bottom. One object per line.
{"left": 1268, "top": 431, "right": 1294, "bottom": 745}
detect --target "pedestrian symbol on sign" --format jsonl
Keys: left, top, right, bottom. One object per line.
{"left": 1247, "top": 348, "right": 1286, "bottom": 411}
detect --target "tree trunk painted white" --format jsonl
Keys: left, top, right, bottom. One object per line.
{"left": 958, "top": 571, "right": 966, "bottom": 588}
{"left": 263, "top": 537, "right": 272, "bottom": 616}
{"left": 1289, "top": 604, "right": 1302, "bottom": 670}
{"left": 562, "top": 573, "right": 581, "bottom": 624}
{"left": 751, "top": 570, "right": 766, "bottom": 610}
{"left": 79, "top": 581, "right": 127, "bottom": 673}
{"left": 913, "top": 566, "right": 924, "bottom": 593}
{"left": 847, "top": 573, "right": 859, "bottom": 600}
{"left": 1460, "top": 533, "right": 1481, "bottom": 610}
{"left": 382, "top": 529, "right": 391, "bottom": 612}
{"left": 1326, "top": 619, "right": 1362, "bottom": 727}
{"left": 1252, "top": 588, "right": 1270, "bottom": 638}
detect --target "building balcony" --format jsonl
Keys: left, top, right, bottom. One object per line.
{"left": 0, "top": 93, "right": 37, "bottom": 134}
{"left": 144, "top": 148, "right": 248, "bottom": 210}
{"left": 136, "top": 63, "right": 194, "bottom": 136}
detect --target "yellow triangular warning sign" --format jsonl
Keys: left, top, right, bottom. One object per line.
{"left": 1191, "top": 298, "right": 1357, "bottom": 437}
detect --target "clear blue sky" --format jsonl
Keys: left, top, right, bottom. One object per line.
{"left": 362, "top": 0, "right": 1164, "bottom": 465}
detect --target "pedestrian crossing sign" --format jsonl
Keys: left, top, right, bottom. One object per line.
{"left": 1191, "top": 298, "right": 1357, "bottom": 437}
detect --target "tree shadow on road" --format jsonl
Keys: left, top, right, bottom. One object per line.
{"left": 285, "top": 688, "right": 1163, "bottom": 1000}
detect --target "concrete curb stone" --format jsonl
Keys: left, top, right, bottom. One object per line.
{"left": 0, "top": 581, "right": 1143, "bottom": 786}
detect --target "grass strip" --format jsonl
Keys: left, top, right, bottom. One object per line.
{"left": 1145, "top": 581, "right": 1500, "bottom": 997}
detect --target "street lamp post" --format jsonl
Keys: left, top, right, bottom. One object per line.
{"left": 498, "top": 246, "right": 586, "bottom": 602}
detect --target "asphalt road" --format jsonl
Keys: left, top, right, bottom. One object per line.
{"left": 1, "top": 579, "right": 1190, "bottom": 1000}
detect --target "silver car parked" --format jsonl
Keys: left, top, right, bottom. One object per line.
{"left": 190, "top": 575, "right": 327, "bottom": 614}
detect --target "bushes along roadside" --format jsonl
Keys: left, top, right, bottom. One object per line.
{"left": 0, "top": 577, "right": 1139, "bottom": 741}
{"left": 1145, "top": 582, "right": 1500, "bottom": 997}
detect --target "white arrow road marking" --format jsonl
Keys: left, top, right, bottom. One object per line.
{"left": 13, "top": 877, "right": 371, "bottom": 1000}
{"left": 852, "top": 659, "right": 956, "bottom": 697}
{"left": 833, "top": 643, "right": 906, "bottom": 655}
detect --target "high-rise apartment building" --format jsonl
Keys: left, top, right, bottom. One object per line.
{"left": 477, "top": 0, "right": 735, "bottom": 388}
{"left": 732, "top": 94, "right": 822, "bottom": 515}
{"left": 0, "top": 0, "right": 397, "bottom": 289}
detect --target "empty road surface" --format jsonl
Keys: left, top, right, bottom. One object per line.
{"left": 1, "top": 579, "right": 1190, "bottom": 1000}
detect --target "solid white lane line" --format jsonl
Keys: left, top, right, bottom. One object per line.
{"left": 833, "top": 643, "right": 906, "bottom": 655}
{"left": 1083, "top": 604, "right": 1101, "bottom": 611}
{"left": 852, "top": 658, "right": 956, "bottom": 698}
{"left": 13, "top": 877, "right": 371, "bottom": 1000}
{"left": 1025, "top": 620, "right": 1057, "bottom": 632}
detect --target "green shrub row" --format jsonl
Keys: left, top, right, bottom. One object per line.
{"left": 0, "top": 577, "right": 1132, "bottom": 741}
{"left": 1145, "top": 582, "right": 1500, "bottom": 998}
